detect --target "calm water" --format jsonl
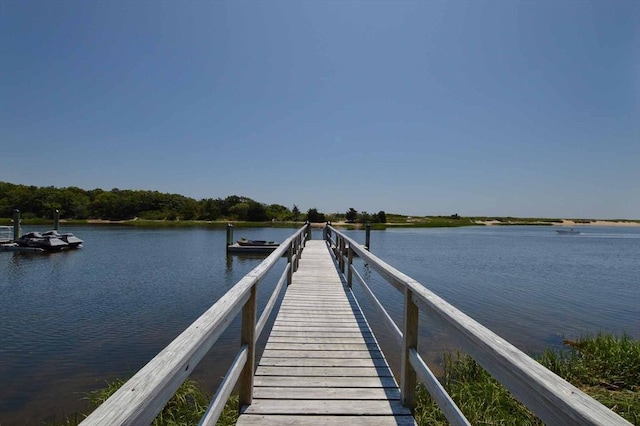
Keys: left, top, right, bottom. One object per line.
{"left": 1, "top": 225, "right": 638, "bottom": 424}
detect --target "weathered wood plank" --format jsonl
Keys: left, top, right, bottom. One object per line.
{"left": 255, "top": 366, "right": 393, "bottom": 377}
{"left": 265, "top": 342, "right": 379, "bottom": 351}
{"left": 260, "top": 349, "right": 382, "bottom": 359}
{"left": 253, "top": 375, "right": 399, "bottom": 388}
{"left": 236, "top": 414, "right": 416, "bottom": 426}
{"left": 240, "top": 399, "right": 412, "bottom": 415}
{"left": 265, "top": 336, "right": 376, "bottom": 344}
{"left": 258, "top": 357, "right": 390, "bottom": 368}
{"left": 253, "top": 386, "right": 401, "bottom": 399}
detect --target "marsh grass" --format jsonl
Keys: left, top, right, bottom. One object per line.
{"left": 415, "top": 333, "right": 639, "bottom": 425}
{"left": 414, "top": 352, "right": 542, "bottom": 425}
{"left": 56, "top": 379, "right": 238, "bottom": 426}
{"left": 538, "top": 333, "right": 639, "bottom": 424}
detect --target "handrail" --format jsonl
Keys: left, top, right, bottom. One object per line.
{"left": 326, "top": 225, "right": 630, "bottom": 426}
{"left": 81, "top": 223, "right": 310, "bottom": 426}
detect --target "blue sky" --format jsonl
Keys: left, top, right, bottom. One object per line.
{"left": 1, "top": 0, "right": 638, "bottom": 219}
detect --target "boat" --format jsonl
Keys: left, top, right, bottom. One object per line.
{"left": 556, "top": 228, "right": 580, "bottom": 235}
{"left": 237, "top": 238, "right": 279, "bottom": 247}
{"left": 42, "top": 230, "right": 84, "bottom": 248}
{"left": 16, "top": 232, "right": 69, "bottom": 251}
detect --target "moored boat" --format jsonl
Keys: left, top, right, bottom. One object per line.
{"left": 237, "top": 238, "right": 279, "bottom": 247}
{"left": 16, "top": 232, "right": 69, "bottom": 251}
{"left": 42, "top": 230, "right": 84, "bottom": 248}
{"left": 556, "top": 228, "right": 580, "bottom": 235}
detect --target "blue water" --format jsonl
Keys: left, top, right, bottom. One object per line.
{"left": 0, "top": 224, "right": 638, "bottom": 424}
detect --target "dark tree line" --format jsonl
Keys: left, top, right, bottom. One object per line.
{"left": 0, "top": 182, "right": 304, "bottom": 222}
{"left": 0, "top": 183, "right": 390, "bottom": 224}
{"left": 345, "top": 207, "right": 387, "bottom": 224}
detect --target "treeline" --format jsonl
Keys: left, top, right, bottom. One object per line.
{"left": 0, "top": 182, "right": 302, "bottom": 222}
{"left": 0, "top": 182, "right": 387, "bottom": 224}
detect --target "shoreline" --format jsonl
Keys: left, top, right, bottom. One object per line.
{"left": 475, "top": 219, "right": 640, "bottom": 227}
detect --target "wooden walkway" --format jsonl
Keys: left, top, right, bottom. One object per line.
{"left": 236, "top": 240, "right": 416, "bottom": 425}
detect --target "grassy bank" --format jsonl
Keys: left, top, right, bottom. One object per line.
{"left": 59, "top": 333, "right": 637, "bottom": 425}
{"left": 416, "top": 333, "right": 638, "bottom": 424}
{"left": 2, "top": 216, "right": 638, "bottom": 228}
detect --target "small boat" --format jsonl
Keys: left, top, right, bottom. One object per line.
{"left": 556, "top": 228, "right": 580, "bottom": 235}
{"left": 16, "top": 232, "right": 69, "bottom": 251}
{"left": 42, "top": 230, "right": 84, "bottom": 248}
{"left": 237, "top": 238, "right": 279, "bottom": 247}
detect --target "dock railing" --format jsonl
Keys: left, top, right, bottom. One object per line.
{"left": 81, "top": 223, "right": 310, "bottom": 426}
{"left": 325, "top": 225, "right": 630, "bottom": 425}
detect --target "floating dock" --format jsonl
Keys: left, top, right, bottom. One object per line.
{"left": 0, "top": 243, "right": 45, "bottom": 253}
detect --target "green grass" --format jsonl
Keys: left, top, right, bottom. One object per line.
{"left": 414, "top": 352, "right": 542, "bottom": 425}
{"left": 55, "top": 379, "right": 238, "bottom": 426}
{"left": 416, "top": 333, "right": 639, "bottom": 425}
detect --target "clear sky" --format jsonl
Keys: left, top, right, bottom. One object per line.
{"left": 1, "top": 0, "right": 638, "bottom": 219}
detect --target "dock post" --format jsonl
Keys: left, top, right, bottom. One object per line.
{"left": 54, "top": 209, "right": 60, "bottom": 230}
{"left": 347, "top": 246, "right": 353, "bottom": 288}
{"left": 365, "top": 222, "right": 371, "bottom": 250}
{"left": 401, "top": 287, "right": 418, "bottom": 410}
{"left": 226, "top": 224, "right": 233, "bottom": 247}
{"left": 13, "top": 210, "right": 20, "bottom": 241}
{"left": 239, "top": 285, "right": 257, "bottom": 409}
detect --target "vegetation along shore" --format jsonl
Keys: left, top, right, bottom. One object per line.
{"left": 1, "top": 182, "right": 638, "bottom": 228}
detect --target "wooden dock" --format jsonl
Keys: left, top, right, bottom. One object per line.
{"left": 81, "top": 224, "right": 630, "bottom": 426}
{"left": 236, "top": 240, "right": 415, "bottom": 425}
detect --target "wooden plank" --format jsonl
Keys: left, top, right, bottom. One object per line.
{"left": 267, "top": 330, "right": 374, "bottom": 338}
{"left": 255, "top": 366, "right": 393, "bottom": 377}
{"left": 265, "top": 336, "right": 377, "bottom": 344}
{"left": 253, "top": 375, "right": 399, "bottom": 388}
{"left": 260, "top": 349, "right": 383, "bottom": 359}
{"left": 258, "top": 357, "right": 390, "bottom": 368}
{"left": 236, "top": 415, "right": 416, "bottom": 426}
{"left": 240, "top": 399, "right": 412, "bottom": 415}
{"left": 253, "top": 386, "right": 401, "bottom": 399}
{"left": 265, "top": 342, "right": 379, "bottom": 351}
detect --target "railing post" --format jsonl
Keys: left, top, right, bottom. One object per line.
{"left": 238, "top": 285, "right": 257, "bottom": 410}
{"left": 287, "top": 243, "right": 293, "bottom": 285}
{"left": 305, "top": 220, "right": 311, "bottom": 241}
{"left": 13, "top": 209, "right": 20, "bottom": 241}
{"left": 347, "top": 245, "right": 353, "bottom": 288}
{"left": 401, "top": 287, "right": 418, "bottom": 410}
{"left": 339, "top": 237, "right": 345, "bottom": 272}
{"left": 365, "top": 222, "right": 371, "bottom": 251}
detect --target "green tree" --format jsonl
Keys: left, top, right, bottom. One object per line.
{"left": 306, "top": 208, "right": 325, "bottom": 223}
{"left": 345, "top": 208, "right": 358, "bottom": 223}
{"left": 292, "top": 205, "right": 300, "bottom": 221}
{"left": 377, "top": 210, "right": 387, "bottom": 223}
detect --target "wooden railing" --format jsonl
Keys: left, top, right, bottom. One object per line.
{"left": 81, "top": 224, "right": 311, "bottom": 426}
{"left": 325, "top": 225, "right": 631, "bottom": 426}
